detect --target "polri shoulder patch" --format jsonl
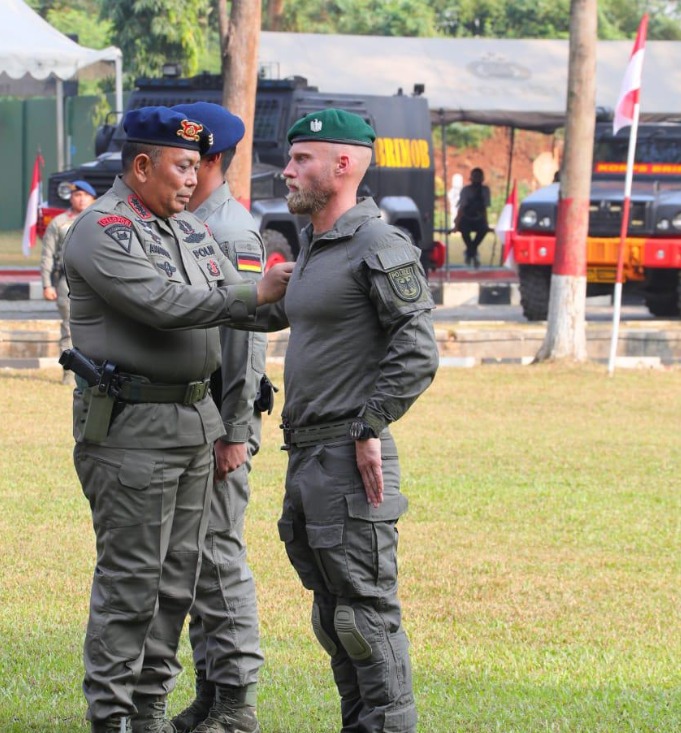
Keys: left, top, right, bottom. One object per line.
{"left": 206, "top": 259, "right": 221, "bottom": 277}
{"left": 388, "top": 264, "right": 422, "bottom": 302}
{"left": 98, "top": 216, "right": 133, "bottom": 253}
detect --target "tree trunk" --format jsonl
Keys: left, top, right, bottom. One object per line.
{"left": 266, "top": 0, "right": 285, "bottom": 31}
{"left": 535, "top": 0, "right": 596, "bottom": 363}
{"left": 218, "top": 0, "right": 261, "bottom": 208}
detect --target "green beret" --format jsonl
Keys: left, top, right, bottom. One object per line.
{"left": 287, "top": 108, "right": 376, "bottom": 148}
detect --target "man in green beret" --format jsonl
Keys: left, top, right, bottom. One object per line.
{"left": 266, "top": 108, "right": 439, "bottom": 733}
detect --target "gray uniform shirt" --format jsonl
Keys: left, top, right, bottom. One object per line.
{"left": 41, "top": 209, "right": 78, "bottom": 287}
{"left": 266, "top": 197, "right": 439, "bottom": 434}
{"left": 63, "top": 176, "right": 259, "bottom": 449}
{"left": 194, "top": 182, "right": 267, "bottom": 442}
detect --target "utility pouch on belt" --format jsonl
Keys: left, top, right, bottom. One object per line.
{"left": 254, "top": 374, "right": 278, "bottom": 415}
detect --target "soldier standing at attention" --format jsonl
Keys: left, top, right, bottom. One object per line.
{"left": 40, "top": 179, "right": 96, "bottom": 384}
{"left": 168, "top": 102, "right": 268, "bottom": 733}
{"left": 259, "top": 109, "right": 439, "bottom": 733}
{"left": 61, "top": 106, "right": 292, "bottom": 733}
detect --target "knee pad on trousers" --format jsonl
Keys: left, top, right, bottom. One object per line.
{"left": 311, "top": 602, "right": 338, "bottom": 657}
{"left": 334, "top": 605, "right": 372, "bottom": 661}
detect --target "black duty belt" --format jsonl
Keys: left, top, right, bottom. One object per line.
{"left": 281, "top": 419, "right": 354, "bottom": 449}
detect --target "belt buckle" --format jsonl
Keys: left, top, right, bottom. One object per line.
{"left": 183, "top": 380, "right": 206, "bottom": 405}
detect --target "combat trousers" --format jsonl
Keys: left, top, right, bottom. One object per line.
{"left": 74, "top": 441, "right": 214, "bottom": 723}
{"left": 188, "top": 426, "right": 264, "bottom": 686}
{"left": 277, "top": 434, "right": 416, "bottom": 733}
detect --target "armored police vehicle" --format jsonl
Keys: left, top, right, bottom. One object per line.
{"left": 42, "top": 72, "right": 444, "bottom": 271}
{"left": 509, "top": 114, "right": 681, "bottom": 319}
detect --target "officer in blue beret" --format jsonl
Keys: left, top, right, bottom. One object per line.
{"left": 61, "top": 105, "right": 292, "bottom": 733}
{"left": 253, "top": 108, "right": 439, "bottom": 733}
{"left": 168, "top": 102, "right": 267, "bottom": 733}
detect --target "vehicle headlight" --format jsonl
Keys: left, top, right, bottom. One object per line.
{"left": 672, "top": 213, "right": 681, "bottom": 230}
{"left": 520, "top": 209, "right": 537, "bottom": 228}
{"left": 57, "top": 181, "right": 74, "bottom": 200}
{"left": 657, "top": 218, "right": 671, "bottom": 231}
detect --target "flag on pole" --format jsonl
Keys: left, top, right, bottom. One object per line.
{"left": 22, "top": 152, "right": 44, "bottom": 257}
{"left": 496, "top": 181, "right": 518, "bottom": 270}
{"left": 613, "top": 15, "right": 649, "bottom": 134}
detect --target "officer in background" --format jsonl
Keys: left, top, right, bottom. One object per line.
{"left": 40, "top": 179, "right": 96, "bottom": 384}
{"left": 62, "top": 106, "right": 292, "bottom": 733}
{"left": 168, "top": 102, "right": 267, "bottom": 733}
{"left": 255, "top": 109, "right": 439, "bottom": 733}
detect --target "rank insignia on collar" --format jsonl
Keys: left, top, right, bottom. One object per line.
{"left": 128, "top": 195, "right": 151, "bottom": 219}
{"left": 206, "top": 259, "right": 221, "bottom": 277}
{"left": 177, "top": 119, "right": 204, "bottom": 143}
{"left": 388, "top": 265, "right": 422, "bottom": 302}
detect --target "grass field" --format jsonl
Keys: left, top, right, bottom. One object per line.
{"left": 1, "top": 363, "right": 680, "bottom": 732}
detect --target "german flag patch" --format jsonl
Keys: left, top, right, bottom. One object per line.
{"left": 237, "top": 252, "right": 263, "bottom": 273}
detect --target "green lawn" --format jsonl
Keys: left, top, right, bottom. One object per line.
{"left": 0, "top": 230, "right": 40, "bottom": 267}
{"left": 1, "top": 363, "right": 679, "bottom": 732}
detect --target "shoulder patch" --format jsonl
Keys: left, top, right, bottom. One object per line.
{"left": 157, "top": 261, "right": 177, "bottom": 278}
{"left": 236, "top": 252, "right": 263, "bottom": 273}
{"left": 388, "top": 265, "right": 422, "bottom": 302}
{"left": 102, "top": 223, "right": 134, "bottom": 253}
{"left": 376, "top": 247, "right": 416, "bottom": 270}
{"left": 98, "top": 215, "right": 132, "bottom": 228}
{"left": 206, "top": 259, "right": 221, "bottom": 278}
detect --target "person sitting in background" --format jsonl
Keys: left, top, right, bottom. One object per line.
{"left": 453, "top": 167, "right": 490, "bottom": 268}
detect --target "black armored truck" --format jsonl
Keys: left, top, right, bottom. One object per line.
{"left": 42, "top": 72, "right": 444, "bottom": 271}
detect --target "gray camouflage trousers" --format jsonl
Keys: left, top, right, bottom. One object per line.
{"left": 277, "top": 433, "right": 416, "bottom": 733}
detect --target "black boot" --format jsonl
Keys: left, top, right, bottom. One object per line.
{"left": 91, "top": 716, "right": 131, "bottom": 733}
{"left": 131, "top": 694, "right": 176, "bottom": 733}
{"left": 171, "top": 669, "right": 216, "bottom": 733}
{"left": 192, "top": 685, "right": 259, "bottom": 733}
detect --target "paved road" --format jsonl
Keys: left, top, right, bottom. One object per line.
{"left": 0, "top": 296, "right": 658, "bottom": 324}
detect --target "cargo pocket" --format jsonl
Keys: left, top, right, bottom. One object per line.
{"left": 108, "top": 452, "right": 156, "bottom": 528}
{"left": 306, "top": 523, "right": 346, "bottom": 595}
{"left": 344, "top": 493, "right": 408, "bottom": 596}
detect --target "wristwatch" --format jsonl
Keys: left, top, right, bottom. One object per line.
{"left": 349, "top": 419, "right": 377, "bottom": 441}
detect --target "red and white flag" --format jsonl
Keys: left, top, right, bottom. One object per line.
{"left": 496, "top": 181, "right": 518, "bottom": 270}
{"left": 613, "top": 15, "right": 649, "bottom": 134}
{"left": 22, "top": 152, "right": 44, "bottom": 257}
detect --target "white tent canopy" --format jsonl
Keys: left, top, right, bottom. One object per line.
{"left": 1, "top": 0, "right": 123, "bottom": 170}
{"left": 260, "top": 32, "right": 681, "bottom": 132}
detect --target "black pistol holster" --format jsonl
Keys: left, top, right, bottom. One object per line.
{"left": 254, "top": 374, "right": 278, "bottom": 415}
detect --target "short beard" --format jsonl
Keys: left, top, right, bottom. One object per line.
{"left": 286, "top": 187, "right": 331, "bottom": 215}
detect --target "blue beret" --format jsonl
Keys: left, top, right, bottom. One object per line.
{"left": 287, "top": 108, "right": 376, "bottom": 147}
{"left": 68, "top": 179, "right": 96, "bottom": 197}
{"left": 171, "top": 102, "right": 245, "bottom": 154}
{"left": 123, "top": 106, "right": 214, "bottom": 155}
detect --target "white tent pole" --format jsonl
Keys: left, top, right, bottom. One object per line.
{"left": 56, "top": 77, "right": 64, "bottom": 172}
{"left": 114, "top": 54, "right": 123, "bottom": 122}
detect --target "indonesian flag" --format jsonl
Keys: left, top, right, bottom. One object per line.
{"left": 22, "top": 152, "right": 44, "bottom": 257}
{"left": 613, "top": 15, "right": 649, "bottom": 134}
{"left": 496, "top": 181, "right": 518, "bottom": 270}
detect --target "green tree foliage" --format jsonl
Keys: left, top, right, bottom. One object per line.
{"left": 101, "top": 0, "right": 213, "bottom": 80}
{"left": 45, "top": 3, "right": 112, "bottom": 49}
{"left": 268, "top": 0, "right": 438, "bottom": 36}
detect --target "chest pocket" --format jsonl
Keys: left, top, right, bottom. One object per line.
{"left": 364, "top": 242, "right": 434, "bottom": 317}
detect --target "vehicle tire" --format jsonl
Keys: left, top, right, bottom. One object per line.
{"left": 644, "top": 268, "right": 680, "bottom": 317}
{"left": 262, "top": 229, "right": 294, "bottom": 271}
{"left": 518, "top": 265, "right": 551, "bottom": 321}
